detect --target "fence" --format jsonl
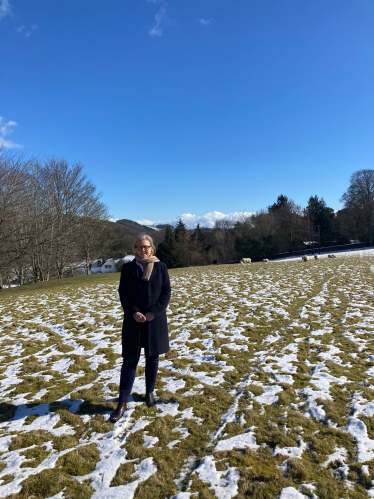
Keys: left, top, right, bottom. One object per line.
{"left": 271, "top": 242, "right": 368, "bottom": 260}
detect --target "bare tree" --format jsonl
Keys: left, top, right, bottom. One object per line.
{"left": 0, "top": 152, "right": 110, "bottom": 286}
{"left": 0, "top": 149, "right": 34, "bottom": 286}
{"left": 213, "top": 219, "right": 236, "bottom": 262}
{"left": 77, "top": 198, "right": 110, "bottom": 274}
{"left": 0, "top": 148, "right": 32, "bottom": 242}
{"left": 341, "top": 170, "right": 374, "bottom": 245}
{"left": 41, "top": 157, "right": 108, "bottom": 278}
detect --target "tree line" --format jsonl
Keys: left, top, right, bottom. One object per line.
{"left": 2, "top": 147, "right": 373, "bottom": 283}
{"left": 0, "top": 149, "right": 109, "bottom": 287}
{"left": 156, "top": 169, "right": 374, "bottom": 268}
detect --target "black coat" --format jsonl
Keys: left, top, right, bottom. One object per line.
{"left": 118, "top": 259, "right": 171, "bottom": 358}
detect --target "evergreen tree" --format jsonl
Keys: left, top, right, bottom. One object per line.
{"left": 174, "top": 219, "right": 188, "bottom": 243}
{"left": 268, "top": 194, "right": 291, "bottom": 212}
{"left": 194, "top": 223, "right": 202, "bottom": 242}
{"left": 189, "top": 223, "right": 205, "bottom": 265}
{"left": 267, "top": 195, "right": 304, "bottom": 252}
{"left": 305, "top": 195, "right": 335, "bottom": 245}
{"left": 164, "top": 225, "right": 175, "bottom": 246}
{"left": 191, "top": 223, "right": 203, "bottom": 248}
{"left": 174, "top": 218, "right": 191, "bottom": 266}
{"left": 156, "top": 226, "right": 178, "bottom": 269}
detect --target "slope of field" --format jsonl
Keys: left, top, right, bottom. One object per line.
{"left": 1, "top": 257, "right": 374, "bottom": 498}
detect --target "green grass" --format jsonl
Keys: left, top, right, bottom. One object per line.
{"left": 0, "top": 272, "right": 119, "bottom": 297}
{"left": 1, "top": 256, "right": 374, "bottom": 498}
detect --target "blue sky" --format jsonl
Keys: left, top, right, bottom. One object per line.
{"left": 1, "top": 0, "right": 373, "bottom": 226}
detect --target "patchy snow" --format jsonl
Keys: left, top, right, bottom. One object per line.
{"left": 274, "top": 439, "right": 307, "bottom": 459}
{"left": 215, "top": 428, "right": 259, "bottom": 451}
{"left": 279, "top": 487, "right": 309, "bottom": 499}
{"left": 156, "top": 402, "right": 180, "bottom": 417}
{"left": 1, "top": 252, "right": 374, "bottom": 496}
{"left": 92, "top": 456, "right": 157, "bottom": 499}
{"left": 194, "top": 455, "right": 240, "bottom": 499}
{"left": 322, "top": 447, "right": 348, "bottom": 468}
{"left": 162, "top": 377, "right": 186, "bottom": 392}
{"left": 254, "top": 385, "right": 282, "bottom": 405}
{"left": 345, "top": 418, "right": 374, "bottom": 463}
{"left": 274, "top": 374, "right": 294, "bottom": 384}
{"left": 143, "top": 431, "right": 159, "bottom": 448}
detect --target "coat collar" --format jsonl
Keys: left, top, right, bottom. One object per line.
{"left": 130, "top": 258, "right": 157, "bottom": 281}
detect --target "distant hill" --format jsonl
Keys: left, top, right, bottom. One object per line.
{"left": 104, "top": 219, "right": 165, "bottom": 258}
{"left": 154, "top": 224, "right": 174, "bottom": 230}
{"left": 116, "top": 219, "right": 157, "bottom": 232}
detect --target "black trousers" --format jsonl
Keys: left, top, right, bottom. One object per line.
{"left": 119, "top": 330, "right": 159, "bottom": 403}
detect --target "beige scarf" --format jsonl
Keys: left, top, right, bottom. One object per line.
{"left": 135, "top": 255, "right": 160, "bottom": 282}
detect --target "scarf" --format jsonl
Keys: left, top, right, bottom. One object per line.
{"left": 135, "top": 254, "right": 160, "bottom": 282}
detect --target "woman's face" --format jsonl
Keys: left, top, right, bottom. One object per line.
{"left": 136, "top": 239, "right": 152, "bottom": 259}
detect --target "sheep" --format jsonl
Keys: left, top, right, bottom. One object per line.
{"left": 241, "top": 258, "right": 252, "bottom": 264}
{"left": 262, "top": 259, "right": 269, "bottom": 263}
{"left": 328, "top": 254, "right": 337, "bottom": 259}
{"left": 302, "top": 255, "right": 309, "bottom": 262}
{"left": 314, "top": 254, "right": 320, "bottom": 259}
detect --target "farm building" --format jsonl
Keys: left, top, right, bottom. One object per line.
{"left": 89, "top": 255, "right": 135, "bottom": 274}
{"left": 90, "top": 258, "right": 117, "bottom": 274}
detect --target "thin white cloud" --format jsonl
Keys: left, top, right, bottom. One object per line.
{"left": 199, "top": 18, "right": 212, "bottom": 27}
{"left": 0, "top": 116, "right": 17, "bottom": 136}
{"left": 0, "top": 136, "right": 22, "bottom": 149}
{"left": 149, "top": 2, "right": 166, "bottom": 37}
{"left": 137, "top": 211, "right": 255, "bottom": 229}
{"left": 24, "top": 24, "right": 37, "bottom": 38}
{"left": 15, "top": 24, "right": 37, "bottom": 38}
{"left": 0, "top": 116, "right": 22, "bottom": 148}
{"left": 148, "top": 0, "right": 176, "bottom": 37}
{"left": 0, "top": 0, "right": 11, "bottom": 21}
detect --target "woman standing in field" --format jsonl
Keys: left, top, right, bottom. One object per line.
{"left": 109, "top": 234, "right": 171, "bottom": 423}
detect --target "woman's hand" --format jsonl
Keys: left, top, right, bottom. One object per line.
{"left": 145, "top": 312, "right": 156, "bottom": 322}
{"left": 133, "top": 312, "right": 146, "bottom": 323}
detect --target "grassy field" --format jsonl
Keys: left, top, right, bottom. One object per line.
{"left": 1, "top": 255, "right": 374, "bottom": 498}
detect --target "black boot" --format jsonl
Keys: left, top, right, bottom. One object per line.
{"left": 109, "top": 401, "right": 127, "bottom": 422}
{"left": 145, "top": 392, "right": 156, "bottom": 408}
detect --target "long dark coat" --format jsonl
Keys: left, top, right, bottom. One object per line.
{"left": 118, "top": 259, "right": 171, "bottom": 358}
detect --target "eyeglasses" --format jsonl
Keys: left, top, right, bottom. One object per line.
{"left": 136, "top": 246, "right": 151, "bottom": 251}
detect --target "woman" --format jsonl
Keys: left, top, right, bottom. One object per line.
{"left": 110, "top": 234, "right": 171, "bottom": 423}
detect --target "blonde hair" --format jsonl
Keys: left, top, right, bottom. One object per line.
{"left": 133, "top": 234, "right": 155, "bottom": 256}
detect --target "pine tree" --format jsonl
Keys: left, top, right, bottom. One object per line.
{"left": 268, "top": 194, "right": 290, "bottom": 212}
{"left": 174, "top": 219, "right": 188, "bottom": 243}
{"left": 188, "top": 224, "right": 206, "bottom": 265}
{"left": 267, "top": 194, "right": 304, "bottom": 252}
{"left": 192, "top": 223, "right": 202, "bottom": 243}
{"left": 306, "top": 195, "right": 335, "bottom": 245}
{"left": 156, "top": 226, "right": 178, "bottom": 268}
{"left": 174, "top": 219, "right": 191, "bottom": 266}
{"left": 164, "top": 225, "right": 175, "bottom": 246}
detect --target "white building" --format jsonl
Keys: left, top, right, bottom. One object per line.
{"left": 90, "top": 258, "right": 116, "bottom": 274}
{"left": 89, "top": 255, "right": 135, "bottom": 274}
